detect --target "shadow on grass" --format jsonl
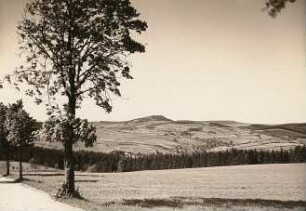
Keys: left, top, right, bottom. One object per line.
{"left": 114, "top": 197, "right": 306, "bottom": 209}
{"left": 75, "top": 179, "right": 99, "bottom": 183}
{"left": 0, "top": 177, "right": 31, "bottom": 183}
{"left": 0, "top": 179, "right": 19, "bottom": 184}
{"left": 122, "top": 198, "right": 184, "bottom": 208}
{"left": 76, "top": 174, "right": 104, "bottom": 178}
{"left": 23, "top": 172, "right": 102, "bottom": 181}
{"left": 23, "top": 173, "right": 64, "bottom": 177}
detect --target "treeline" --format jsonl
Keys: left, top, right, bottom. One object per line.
{"left": 1, "top": 145, "right": 305, "bottom": 173}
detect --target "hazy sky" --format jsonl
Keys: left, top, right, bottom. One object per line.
{"left": 0, "top": 0, "right": 305, "bottom": 124}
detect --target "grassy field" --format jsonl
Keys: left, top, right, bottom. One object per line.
{"left": 1, "top": 162, "right": 305, "bottom": 210}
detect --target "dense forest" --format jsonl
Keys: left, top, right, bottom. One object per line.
{"left": 1, "top": 145, "right": 305, "bottom": 173}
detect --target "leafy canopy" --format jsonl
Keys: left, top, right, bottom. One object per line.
{"left": 4, "top": 100, "right": 38, "bottom": 147}
{"left": 265, "top": 0, "right": 296, "bottom": 17}
{"left": 14, "top": 0, "right": 147, "bottom": 113}
{"left": 40, "top": 115, "right": 96, "bottom": 147}
{"left": 0, "top": 103, "right": 8, "bottom": 150}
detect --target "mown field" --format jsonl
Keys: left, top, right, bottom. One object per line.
{"left": 1, "top": 162, "right": 305, "bottom": 211}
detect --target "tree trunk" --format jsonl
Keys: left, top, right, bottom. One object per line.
{"left": 19, "top": 146, "right": 23, "bottom": 180}
{"left": 64, "top": 140, "right": 75, "bottom": 194}
{"left": 6, "top": 148, "right": 10, "bottom": 176}
{"left": 63, "top": 93, "right": 76, "bottom": 195}
{"left": 64, "top": 23, "right": 77, "bottom": 194}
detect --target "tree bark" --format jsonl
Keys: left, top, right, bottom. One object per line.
{"left": 19, "top": 146, "right": 23, "bottom": 180}
{"left": 64, "top": 13, "right": 77, "bottom": 194}
{"left": 63, "top": 94, "right": 76, "bottom": 195}
{"left": 64, "top": 140, "right": 75, "bottom": 193}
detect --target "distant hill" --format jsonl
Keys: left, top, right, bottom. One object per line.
{"left": 247, "top": 123, "right": 306, "bottom": 135}
{"left": 128, "top": 115, "right": 173, "bottom": 123}
{"left": 35, "top": 115, "right": 306, "bottom": 154}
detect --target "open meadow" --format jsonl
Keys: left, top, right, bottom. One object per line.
{"left": 1, "top": 162, "right": 305, "bottom": 210}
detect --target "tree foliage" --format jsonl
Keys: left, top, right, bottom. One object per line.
{"left": 2, "top": 145, "right": 306, "bottom": 173}
{"left": 0, "top": 103, "right": 8, "bottom": 148}
{"left": 40, "top": 116, "right": 96, "bottom": 147}
{"left": 265, "top": 0, "right": 296, "bottom": 17}
{"left": 14, "top": 0, "right": 147, "bottom": 112}
{"left": 0, "top": 100, "right": 38, "bottom": 178}
{"left": 5, "top": 100, "right": 38, "bottom": 147}
{"left": 0, "top": 103, "right": 10, "bottom": 176}
{"left": 9, "top": 0, "right": 147, "bottom": 195}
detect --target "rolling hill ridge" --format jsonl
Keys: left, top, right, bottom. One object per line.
{"left": 36, "top": 115, "right": 306, "bottom": 154}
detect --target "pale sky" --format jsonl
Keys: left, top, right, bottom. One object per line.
{"left": 0, "top": 0, "right": 305, "bottom": 124}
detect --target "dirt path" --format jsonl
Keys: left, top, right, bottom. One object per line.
{"left": 0, "top": 177, "right": 84, "bottom": 211}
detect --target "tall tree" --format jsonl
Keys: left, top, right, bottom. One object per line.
{"left": 5, "top": 100, "right": 38, "bottom": 180}
{"left": 10, "top": 0, "right": 147, "bottom": 196}
{"left": 0, "top": 103, "right": 10, "bottom": 176}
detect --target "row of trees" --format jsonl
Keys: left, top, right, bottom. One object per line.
{"left": 2, "top": 145, "right": 305, "bottom": 173}
{"left": 0, "top": 100, "right": 38, "bottom": 180}
{"left": 118, "top": 146, "right": 306, "bottom": 172}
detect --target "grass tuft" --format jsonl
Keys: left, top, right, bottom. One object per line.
{"left": 52, "top": 182, "right": 84, "bottom": 200}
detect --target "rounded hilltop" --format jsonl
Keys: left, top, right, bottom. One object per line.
{"left": 129, "top": 115, "right": 173, "bottom": 123}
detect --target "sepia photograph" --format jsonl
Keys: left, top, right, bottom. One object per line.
{"left": 0, "top": 0, "right": 305, "bottom": 210}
